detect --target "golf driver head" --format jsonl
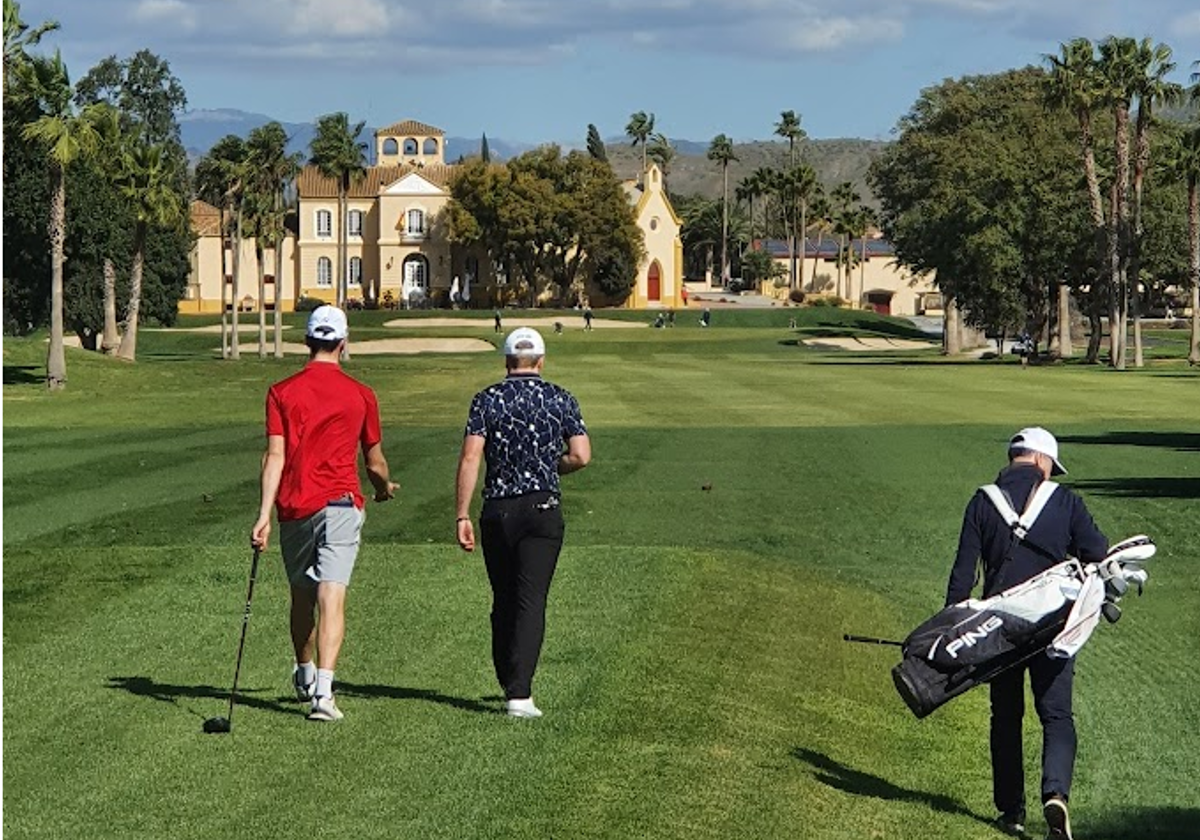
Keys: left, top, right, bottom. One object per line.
{"left": 1101, "top": 601, "right": 1122, "bottom": 624}
{"left": 203, "top": 716, "right": 232, "bottom": 734}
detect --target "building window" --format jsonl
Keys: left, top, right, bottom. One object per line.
{"left": 348, "top": 209, "right": 363, "bottom": 237}
{"left": 317, "top": 256, "right": 332, "bottom": 288}
{"left": 650, "top": 216, "right": 659, "bottom": 231}
{"left": 403, "top": 138, "right": 418, "bottom": 155}
{"left": 316, "top": 209, "right": 332, "bottom": 239}
{"left": 348, "top": 257, "right": 362, "bottom": 287}
{"left": 382, "top": 138, "right": 398, "bottom": 155}
{"left": 407, "top": 209, "right": 425, "bottom": 236}
{"left": 422, "top": 137, "right": 438, "bottom": 155}
{"left": 403, "top": 255, "right": 428, "bottom": 290}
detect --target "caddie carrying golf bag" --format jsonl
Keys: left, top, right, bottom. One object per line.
{"left": 892, "top": 532, "right": 1154, "bottom": 720}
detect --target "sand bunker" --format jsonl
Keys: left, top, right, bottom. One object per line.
{"left": 802, "top": 336, "right": 936, "bottom": 351}
{"left": 228, "top": 338, "right": 495, "bottom": 355}
{"left": 383, "top": 315, "right": 642, "bottom": 330}
{"left": 148, "top": 324, "right": 294, "bottom": 333}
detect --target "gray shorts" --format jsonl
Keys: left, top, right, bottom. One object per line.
{"left": 279, "top": 503, "right": 365, "bottom": 588}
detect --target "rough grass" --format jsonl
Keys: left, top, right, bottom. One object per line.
{"left": 3, "top": 318, "right": 1197, "bottom": 840}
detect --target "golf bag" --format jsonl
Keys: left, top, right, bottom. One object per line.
{"left": 892, "top": 534, "right": 1154, "bottom": 719}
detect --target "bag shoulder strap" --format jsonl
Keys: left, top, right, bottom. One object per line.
{"left": 980, "top": 481, "right": 1059, "bottom": 539}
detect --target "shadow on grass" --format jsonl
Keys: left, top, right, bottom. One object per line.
{"left": 1084, "top": 807, "right": 1200, "bottom": 839}
{"left": 1071, "top": 477, "right": 1200, "bottom": 499}
{"left": 792, "top": 747, "right": 992, "bottom": 828}
{"left": 1058, "top": 431, "right": 1200, "bottom": 453}
{"left": 107, "top": 675, "right": 294, "bottom": 717}
{"left": 334, "top": 681, "right": 502, "bottom": 715}
{"left": 3, "top": 364, "right": 42, "bottom": 385}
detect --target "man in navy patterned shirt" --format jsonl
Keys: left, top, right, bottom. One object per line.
{"left": 455, "top": 327, "right": 591, "bottom": 718}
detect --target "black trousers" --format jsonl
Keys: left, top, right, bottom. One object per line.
{"left": 989, "top": 654, "right": 1076, "bottom": 816}
{"left": 479, "top": 492, "right": 565, "bottom": 700}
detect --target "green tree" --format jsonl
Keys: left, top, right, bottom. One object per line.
{"left": 1163, "top": 124, "right": 1200, "bottom": 365}
{"left": 74, "top": 50, "right": 188, "bottom": 149}
{"left": 625, "top": 111, "right": 654, "bottom": 176}
{"left": 678, "top": 197, "right": 721, "bottom": 283}
{"left": 481, "top": 133, "right": 490, "bottom": 163}
{"left": 2, "top": 0, "right": 57, "bottom": 88}
{"left": 309, "top": 112, "right": 367, "bottom": 308}
{"left": 245, "top": 121, "right": 302, "bottom": 358}
{"left": 113, "top": 135, "right": 184, "bottom": 361}
{"left": 707, "top": 133, "right": 738, "bottom": 286}
{"left": 830, "top": 182, "right": 861, "bottom": 300}
{"left": 195, "top": 134, "right": 247, "bottom": 359}
{"left": 646, "top": 132, "right": 675, "bottom": 191}
{"left": 586, "top": 123, "right": 607, "bottom": 163}
{"left": 18, "top": 51, "right": 115, "bottom": 388}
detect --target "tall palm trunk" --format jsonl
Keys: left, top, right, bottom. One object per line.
{"left": 1077, "top": 109, "right": 1108, "bottom": 365}
{"left": 1187, "top": 176, "right": 1199, "bottom": 366}
{"left": 273, "top": 233, "right": 284, "bottom": 360}
{"left": 799, "top": 202, "right": 808, "bottom": 293}
{"left": 859, "top": 235, "right": 868, "bottom": 307}
{"left": 720, "top": 167, "right": 729, "bottom": 287}
{"left": 256, "top": 242, "right": 266, "bottom": 359}
{"left": 1085, "top": 297, "right": 1104, "bottom": 363}
{"left": 115, "top": 222, "right": 146, "bottom": 361}
{"left": 1130, "top": 107, "right": 1152, "bottom": 369}
{"left": 101, "top": 258, "right": 120, "bottom": 354}
{"left": 231, "top": 206, "right": 242, "bottom": 360}
{"left": 1107, "top": 182, "right": 1121, "bottom": 366}
{"left": 337, "top": 183, "right": 347, "bottom": 307}
{"left": 1113, "top": 104, "right": 1132, "bottom": 370}
{"left": 219, "top": 206, "right": 230, "bottom": 359}
{"left": 1057, "top": 283, "right": 1073, "bottom": 358}
{"left": 46, "top": 162, "right": 66, "bottom": 389}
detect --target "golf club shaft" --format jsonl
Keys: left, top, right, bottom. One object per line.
{"left": 227, "top": 547, "right": 261, "bottom": 723}
{"left": 843, "top": 633, "right": 904, "bottom": 647}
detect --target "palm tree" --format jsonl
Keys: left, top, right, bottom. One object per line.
{"left": 646, "top": 132, "right": 675, "bottom": 191}
{"left": 625, "top": 111, "right": 655, "bottom": 178}
{"left": 195, "top": 135, "right": 247, "bottom": 359}
{"left": 680, "top": 198, "right": 722, "bottom": 285}
{"left": 1127, "top": 40, "right": 1184, "bottom": 368}
{"left": 3, "top": 0, "right": 58, "bottom": 88}
{"left": 1045, "top": 38, "right": 1107, "bottom": 363}
{"left": 807, "top": 187, "right": 830, "bottom": 292}
{"left": 1098, "top": 36, "right": 1142, "bottom": 369}
{"left": 707, "top": 134, "right": 738, "bottom": 287}
{"left": 1165, "top": 125, "right": 1200, "bottom": 365}
{"left": 18, "top": 52, "right": 113, "bottom": 388}
{"left": 830, "top": 182, "right": 861, "bottom": 300}
{"left": 246, "top": 121, "right": 302, "bottom": 359}
{"left": 309, "top": 112, "right": 367, "bottom": 308}
{"left": 774, "top": 111, "right": 806, "bottom": 287}
{"left": 113, "top": 136, "right": 182, "bottom": 362}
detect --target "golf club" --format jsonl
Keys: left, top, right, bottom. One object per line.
{"left": 843, "top": 633, "right": 905, "bottom": 647}
{"left": 203, "top": 546, "right": 261, "bottom": 734}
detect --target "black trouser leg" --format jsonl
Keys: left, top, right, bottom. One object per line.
{"left": 990, "top": 665, "right": 1027, "bottom": 816}
{"left": 1031, "top": 655, "right": 1076, "bottom": 803}
{"left": 480, "top": 499, "right": 564, "bottom": 700}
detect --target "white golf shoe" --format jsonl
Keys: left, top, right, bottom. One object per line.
{"left": 308, "top": 695, "right": 344, "bottom": 722}
{"left": 505, "top": 698, "right": 543, "bottom": 719}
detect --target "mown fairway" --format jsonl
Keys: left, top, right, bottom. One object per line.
{"left": 3, "top": 311, "right": 1198, "bottom": 840}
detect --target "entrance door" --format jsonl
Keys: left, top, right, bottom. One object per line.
{"left": 647, "top": 261, "right": 661, "bottom": 302}
{"left": 867, "top": 291, "right": 892, "bottom": 315}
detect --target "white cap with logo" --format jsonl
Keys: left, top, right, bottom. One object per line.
{"left": 1010, "top": 427, "right": 1067, "bottom": 475}
{"left": 503, "top": 327, "right": 546, "bottom": 357}
{"left": 307, "top": 305, "right": 348, "bottom": 341}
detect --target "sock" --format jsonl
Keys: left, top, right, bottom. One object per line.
{"left": 316, "top": 668, "right": 334, "bottom": 699}
{"left": 296, "top": 661, "right": 316, "bottom": 685}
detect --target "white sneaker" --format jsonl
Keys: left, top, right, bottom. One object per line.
{"left": 293, "top": 668, "right": 315, "bottom": 702}
{"left": 308, "top": 695, "right": 344, "bottom": 722}
{"left": 506, "top": 698, "right": 543, "bottom": 719}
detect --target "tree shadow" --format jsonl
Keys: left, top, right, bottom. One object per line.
{"left": 1071, "top": 477, "right": 1200, "bottom": 500}
{"left": 314, "top": 681, "right": 501, "bottom": 715}
{"left": 3, "top": 364, "right": 42, "bottom": 385}
{"left": 1084, "top": 807, "right": 1200, "bottom": 839}
{"left": 792, "top": 747, "right": 992, "bottom": 828}
{"left": 1057, "top": 431, "right": 1200, "bottom": 453}
{"left": 107, "top": 675, "right": 295, "bottom": 717}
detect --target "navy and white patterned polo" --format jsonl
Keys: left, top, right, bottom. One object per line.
{"left": 464, "top": 373, "right": 587, "bottom": 500}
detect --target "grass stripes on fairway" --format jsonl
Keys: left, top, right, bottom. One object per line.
{"left": 3, "top": 312, "right": 1198, "bottom": 840}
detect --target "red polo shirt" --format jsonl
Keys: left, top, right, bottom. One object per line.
{"left": 265, "top": 361, "right": 382, "bottom": 521}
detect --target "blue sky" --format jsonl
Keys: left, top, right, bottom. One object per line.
{"left": 31, "top": 0, "right": 1200, "bottom": 144}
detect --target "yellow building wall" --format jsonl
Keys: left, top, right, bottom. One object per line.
{"left": 625, "top": 165, "right": 684, "bottom": 310}
{"left": 772, "top": 252, "right": 938, "bottom": 317}
{"left": 180, "top": 235, "right": 301, "bottom": 315}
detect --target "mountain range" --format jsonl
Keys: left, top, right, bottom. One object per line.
{"left": 179, "top": 109, "right": 885, "bottom": 203}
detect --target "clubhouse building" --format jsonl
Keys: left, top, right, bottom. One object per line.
{"left": 181, "top": 119, "right": 684, "bottom": 313}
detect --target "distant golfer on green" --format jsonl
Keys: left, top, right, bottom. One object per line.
{"left": 455, "top": 327, "right": 590, "bottom": 718}
{"left": 250, "top": 305, "right": 398, "bottom": 722}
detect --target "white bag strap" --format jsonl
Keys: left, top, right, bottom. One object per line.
{"left": 980, "top": 481, "right": 1059, "bottom": 540}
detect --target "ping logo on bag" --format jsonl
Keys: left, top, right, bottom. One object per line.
{"left": 945, "top": 616, "right": 1004, "bottom": 659}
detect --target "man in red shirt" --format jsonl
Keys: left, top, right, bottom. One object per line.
{"left": 251, "top": 305, "right": 397, "bottom": 722}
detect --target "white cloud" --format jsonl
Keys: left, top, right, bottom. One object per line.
{"left": 774, "top": 16, "right": 904, "bottom": 52}
{"left": 285, "top": 0, "right": 393, "bottom": 37}
{"left": 130, "top": 0, "right": 197, "bottom": 32}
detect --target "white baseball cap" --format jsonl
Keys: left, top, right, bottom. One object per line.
{"left": 503, "top": 327, "right": 546, "bottom": 357}
{"left": 307, "top": 305, "right": 348, "bottom": 341}
{"left": 1009, "top": 427, "right": 1067, "bottom": 475}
